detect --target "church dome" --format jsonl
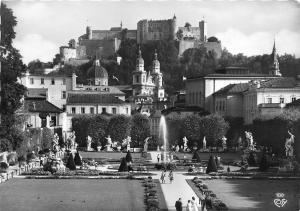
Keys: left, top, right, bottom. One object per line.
{"left": 136, "top": 48, "right": 144, "bottom": 65}
{"left": 92, "top": 59, "right": 108, "bottom": 79}
{"left": 152, "top": 50, "right": 160, "bottom": 67}
{"left": 95, "top": 65, "right": 108, "bottom": 78}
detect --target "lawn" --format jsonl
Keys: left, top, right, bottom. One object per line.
{"left": 0, "top": 179, "right": 145, "bottom": 211}
{"left": 203, "top": 179, "right": 300, "bottom": 211}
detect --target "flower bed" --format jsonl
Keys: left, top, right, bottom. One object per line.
{"left": 191, "top": 177, "right": 229, "bottom": 211}
{"left": 143, "top": 177, "right": 159, "bottom": 211}
{"left": 22, "top": 168, "right": 154, "bottom": 177}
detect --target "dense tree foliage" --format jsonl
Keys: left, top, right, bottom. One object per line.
{"left": 130, "top": 114, "right": 150, "bottom": 147}
{"left": 107, "top": 115, "right": 131, "bottom": 143}
{"left": 0, "top": 3, "right": 28, "bottom": 151}
{"left": 206, "top": 155, "right": 217, "bottom": 174}
{"left": 87, "top": 115, "right": 110, "bottom": 148}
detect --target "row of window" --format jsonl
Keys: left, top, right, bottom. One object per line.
{"left": 30, "top": 78, "right": 66, "bottom": 85}
{"left": 266, "top": 97, "right": 297, "bottom": 104}
{"left": 70, "top": 107, "right": 129, "bottom": 115}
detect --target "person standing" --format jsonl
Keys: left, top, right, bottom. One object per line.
{"left": 186, "top": 200, "right": 192, "bottom": 211}
{"left": 169, "top": 170, "right": 174, "bottom": 183}
{"left": 157, "top": 153, "right": 160, "bottom": 163}
{"left": 175, "top": 198, "right": 183, "bottom": 211}
{"left": 191, "top": 196, "right": 199, "bottom": 211}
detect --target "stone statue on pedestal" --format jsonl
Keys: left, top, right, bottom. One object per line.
{"left": 52, "top": 133, "right": 60, "bottom": 155}
{"left": 245, "top": 131, "right": 254, "bottom": 150}
{"left": 105, "top": 135, "right": 112, "bottom": 151}
{"left": 87, "top": 135, "right": 92, "bottom": 151}
{"left": 285, "top": 130, "right": 295, "bottom": 158}
{"left": 221, "top": 136, "right": 227, "bottom": 150}
{"left": 203, "top": 136, "right": 207, "bottom": 150}
{"left": 143, "top": 137, "right": 150, "bottom": 152}
{"left": 183, "top": 136, "right": 188, "bottom": 151}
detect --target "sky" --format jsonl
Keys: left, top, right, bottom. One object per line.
{"left": 5, "top": 0, "right": 300, "bottom": 64}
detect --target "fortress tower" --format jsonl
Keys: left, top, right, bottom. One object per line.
{"left": 86, "top": 26, "right": 92, "bottom": 40}
{"left": 199, "top": 18, "right": 207, "bottom": 42}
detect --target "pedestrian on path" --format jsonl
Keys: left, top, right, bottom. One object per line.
{"left": 186, "top": 200, "right": 192, "bottom": 211}
{"left": 191, "top": 196, "right": 199, "bottom": 211}
{"left": 160, "top": 170, "right": 166, "bottom": 183}
{"left": 157, "top": 154, "right": 160, "bottom": 163}
{"left": 169, "top": 170, "right": 174, "bottom": 183}
{"left": 175, "top": 198, "right": 183, "bottom": 211}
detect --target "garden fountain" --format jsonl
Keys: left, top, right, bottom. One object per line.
{"left": 159, "top": 116, "right": 168, "bottom": 163}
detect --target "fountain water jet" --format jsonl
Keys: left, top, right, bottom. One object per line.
{"left": 159, "top": 115, "right": 168, "bottom": 163}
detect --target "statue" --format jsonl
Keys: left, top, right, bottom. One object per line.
{"left": 52, "top": 133, "right": 59, "bottom": 154}
{"left": 126, "top": 136, "right": 131, "bottom": 152}
{"left": 87, "top": 136, "right": 92, "bottom": 151}
{"left": 143, "top": 137, "right": 150, "bottom": 152}
{"left": 285, "top": 130, "right": 295, "bottom": 158}
{"left": 245, "top": 131, "right": 254, "bottom": 150}
{"left": 221, "top": 136, "right": 227, "bottom": 150}
{"left": 66, "top": 131, "right": 76, "bottom": 151}
{"left": 183, "top": 136, "right": 188, "bottom": 151}
{"left": 203, "top": 136, "right": 207, "bottom": 150}
{"left": 105, "top": 135, "right": 112, "bottom": 151}
{"left": 175, "top": 145, "right": 180, "bottom": 152}
{"left": 122, "top": 136, "right": 131, "bottom": 151}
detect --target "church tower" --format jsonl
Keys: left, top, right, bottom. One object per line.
{"left": 132, "top": 47, "right": 147, "bottom": 96}
{"left": 199, "top": 17, "right": 207, "bottom": 42}
{"left": 151, "top": 50, "right": 164, "bottom": 100}
{"left": 269, "top": 40, "right": 281, "bottom": 76}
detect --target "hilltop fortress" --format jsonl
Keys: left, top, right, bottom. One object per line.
{"left": 60, "top": 15, "right": 222, "bottom": 65}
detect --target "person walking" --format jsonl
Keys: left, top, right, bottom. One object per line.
{"left": 160, "top": 170, "right": 166, "bottom": 183}
{"left": 169, "top": 170, "right": 174, "bottom": 183}
{"left": 191, "top": 196, "right": 199, "bottom": 211}
{"left": 175, "top": 198, "right": 183, "bottom": 211}
{"left": 157, "top": 153, "right": 160, "bottom": 163}
{"left": 186, "top": 200, "right": 192, "bottom": 211}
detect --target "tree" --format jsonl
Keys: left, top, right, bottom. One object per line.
{"left": 259, "top": 152, "right": 269, "bottom": 171}
{"left": 130, "top": 114, "right": 150, "bottom": 147}
{"left": 87, "top": 115, "right": 110, "bottom": 148}
{"left": 206, "top": 155, "right": 217, "bottom": 174}
{"left": 66, "top": 153, "right": 76, "bottom": 170}
{"left": 107, "top": 115, "right": 131, "bottom": 144}
{"left": 166, "top": 114, "right": 184, "bottom": 146}
{"left": 72, "top": 116, "right": 92, "bottom": 147}
{"left": 184, "top": 22, "right": 191, "bottom": 28}
{"left": 52, "top": 54, "right": 62, "bottom": 66}
{"left": 0, "top": 3, "right": 27, "bottom": 150}
{"left": 176, "top": 29, "right": 183, "bottom": 40}
{"left": 118, "top": 157, "right": 129, "bottom": 172}
{"left": 42, "top": 128, "right": 54, "bottom": 150}
{"left": 200, "top": 114, "right": 229, "bottom": 147}
{"left": 74, "top": 151, "right": 82, "bottom": 166}
{"left": 182, "top": 115, "right": 202, "bottom": 146}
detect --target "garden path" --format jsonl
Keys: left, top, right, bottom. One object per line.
{"left": 151, "top": 171, "right": 205, "bottom": 211}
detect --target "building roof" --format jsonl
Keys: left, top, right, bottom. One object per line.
{"left": 110, "top": 27, "right": 122, "bottom": 31}
{"left": 286, "top": 99, "right": 300, "bottom": 108}
{"left": 258, "top": 77, "right": 297, "bottom": 89}
{"left": 213, "top": 83, "right": 249, "bottom": 95}
{"left": 95, "top": 65, "right": 108, "bottom": 78}
{"left": 67, "top": 93, "right": 128, "bottom": 105}
{"left": 72, "top": 86, "right": 125, "bottom": 95}
{"left": 204, "top": 73, "right": 274, "bottom": 78}
{"left": 25, "top": 88, "right": 47, "bottom": 99}
{"left": 24, "top": 99, "right": 63, "bottom": 113}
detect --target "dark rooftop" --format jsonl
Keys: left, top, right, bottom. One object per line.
{"left": 24, "top": 99, "right": 62, "bottom": 113}
{"left": 213, "top": 83, "right": 249, "bottom": 95}
{"left": 67, "top": 93, "right": 128, "bottom": 104}
{"left": 258, "top": 77, "right": 297, "bottom": 89}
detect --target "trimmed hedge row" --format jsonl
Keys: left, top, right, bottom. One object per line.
{"left": 144, "top": 177, "right": 159, "bottom": 211}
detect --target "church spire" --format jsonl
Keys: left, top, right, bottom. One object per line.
{"left": 270, "top": 39, "right": 281, "bottom": 76}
